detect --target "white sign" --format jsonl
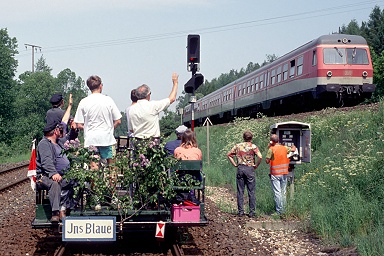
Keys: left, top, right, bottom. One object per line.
{"left": 63, "top": 216, "right": 116, "bottom": 241}
{"left": 155, "top": 221, "right": 165, "bottom": 238}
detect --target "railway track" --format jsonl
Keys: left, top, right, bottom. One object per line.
{"left": 0, "top": 163, "right": 29, "bottom": 192}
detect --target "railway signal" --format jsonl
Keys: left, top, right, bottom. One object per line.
{"left": 185, "top": 34, "right": 203, "bottom": 131}
{"left": 184, "top": 73, "right": 204, "bottom": 93}
{"left": 187, "top": 34, "right": 200, "bottom": 64}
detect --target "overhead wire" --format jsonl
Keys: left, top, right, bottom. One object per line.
{"left": 16, "top": 1, "right": 382, "bottom": 58}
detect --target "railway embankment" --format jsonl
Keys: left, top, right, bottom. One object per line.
{"left": 196, "top": 101, "right": 383, "bottom": 256}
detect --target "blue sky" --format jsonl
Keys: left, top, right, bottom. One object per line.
{"left": 2, "top": 0, "right": 382, "bottom": 112}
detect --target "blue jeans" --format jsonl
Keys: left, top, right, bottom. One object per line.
{"left": 236, "top": 165, "right": 256, "bottom": 215}
{"left": 270, "top": 174, "right": 287, "bottom": 214}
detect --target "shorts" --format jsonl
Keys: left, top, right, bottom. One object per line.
{"left": 97, "top": 145, "right": 113, "bottom": 159}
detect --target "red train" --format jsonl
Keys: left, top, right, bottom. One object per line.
{"left": 183, "top": 34, "right": 376, "bottom": 126}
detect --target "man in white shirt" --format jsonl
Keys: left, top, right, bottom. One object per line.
{"left": 73, "top": 75, "right": 122, "bottom": 164}
{"left": 128, "top": 72, "right": 178, "bottom": 139}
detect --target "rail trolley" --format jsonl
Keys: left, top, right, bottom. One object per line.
{"left": 31, "top": 136, "right": 208, "bottom": 242}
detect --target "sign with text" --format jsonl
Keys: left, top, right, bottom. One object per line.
{"left": 62, "top": 216, "right": 116, "bottom": 241}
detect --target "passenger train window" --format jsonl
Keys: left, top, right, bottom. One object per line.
{"left": 255, "top": 77, "right": 259, "bottom": 90}
{"left": 271, "top": 69, "right": 276, "bottom": 85}
{"left": 242, "top": 83, "right": 246, "bottom": 94}
{"left": 289, "top": 60, "right": 295, "bottom": 78}
{"left": 260, "top": 75, "right": 264, "bottom": 89}
{"left": 283, "top": 63, "right": 288, "bottom": 80}
{"left": 277, "top": 66, "right": 282, "bottom": 83}
{"left": 312, "top": 50, "right": 317, "bottom": 66}
{"left": 297, "top": 56, "right": 303, "bottom": 76}
{"left": 251, "top": 79, "right": 254, "bottom": 92}
{"left": 247, "top": 80, "right": 251, "bottom": 93}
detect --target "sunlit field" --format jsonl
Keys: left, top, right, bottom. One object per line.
{"left": 195, "top": 100, "right": 384, "bottom": 256}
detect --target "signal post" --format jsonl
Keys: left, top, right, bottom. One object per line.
{"left": 184, "top": 34, "right": 204, "bottom": 131}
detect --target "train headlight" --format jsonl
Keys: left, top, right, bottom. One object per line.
{"left": 327, "top": 71, "right": 333, "bottom": 77}
{"left": 362, "top": 71, "right": 368, "bottom": 78}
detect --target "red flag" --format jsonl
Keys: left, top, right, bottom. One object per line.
{"left": 27, "top": 139, "right": 37, "bottom": 191}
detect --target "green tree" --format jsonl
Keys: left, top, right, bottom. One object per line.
{"left": 56, "top": 68, "right": 87, "bottom": 108}
{"left": 160, "top": 109, "right": 180, "bottom": 137}
{"left": 0, "top": 28, "right": 18, "bottom": 143}
{"left": 340, "top": 19, "right": 362, "bottom": 35}
{"left": 35, "top": 55, "right": 53, "bottom": 73}
{"left": 261, "top": 54, "right": 278, "bottom": 66}
{"left": 114, "top": 111, "right": 127, "bottom": 137}
{"left": 14, "top": 70, "right": 57, "bottom": 144}
{"left": 361, "top": 6, "right": 384, "bottom": 55}
{"left": 370, "top": 48, "right": 384, "bottom": 100}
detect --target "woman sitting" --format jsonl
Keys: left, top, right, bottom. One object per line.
{"left": 174, "top": 129, "right": 202, "bottom": 160}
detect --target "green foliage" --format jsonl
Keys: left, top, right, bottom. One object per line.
{"left": 159, "top": 109, "right": 180, "bottom": 137}
{"left": 35, "top": 56, "right": 53, "bottom": 73}
{"left": 370, "top": 49, "right": 384, "bottom": 100}
{"left": 0, "top": 60, "right": 88, "bottom": 158}
{"left": 362, "top": 6, "right": 384, "bottom": 56}
{"left": 0, "top": 28, "right": 18, "bottom": 80}
{"left": 195, "top": 99, "right": 384, "bottom": 254}
{"left": 114, "top": 111, "right": 127, "bottom": 137}
{"left": 340, "top": 19, "right": 363, "bottom": 35}
{"left": 0, "top": 28, "right": 18, "bottom": 144}
{"left": 56, "top": 68, "right": 87, "bottom": 104}
{"left": 63, "top": 138, "right": 198, "bottom": 218}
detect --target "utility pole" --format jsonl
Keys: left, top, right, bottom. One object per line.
{"left": 24, "top": 44, "right": 42, "bottom": 72}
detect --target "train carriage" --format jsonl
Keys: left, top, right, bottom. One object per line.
{"left": 183, "top": 34, "right": 376, "bottom": 125}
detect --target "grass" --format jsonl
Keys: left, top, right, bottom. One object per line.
{"left": 0, "top": 152, "right": 29, "bottom": 164}
{"left": 195, "top": 100, "right": 384, "bottom": 256}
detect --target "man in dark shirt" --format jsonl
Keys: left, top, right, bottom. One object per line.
{"left": 45, "top": 93, "right": 65, "bottom": 124}
{"left": 36, "top": 119, "right": 73, "bottom": 222}
{"left": 164, "top": 125, "right": 188, "bottom": 155}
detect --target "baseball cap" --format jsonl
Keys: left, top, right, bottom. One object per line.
{"left": 175, "top": 125, "right": 188, "bottom": 134}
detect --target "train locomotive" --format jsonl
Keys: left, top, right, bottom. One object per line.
{"left": 32, "top": 137, "right": 208, "bottom": 242}
{"left": 183, "top": 34, "right": 376, "bottom": 126}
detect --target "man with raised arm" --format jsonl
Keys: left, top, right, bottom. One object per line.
{"left": 128, "top": 72, "right": 178, "bottom": 139}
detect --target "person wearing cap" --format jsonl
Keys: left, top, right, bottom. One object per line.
{"left": 73, "top": 75, "right": 122, "bottom": 164}
{"left": 128, "top": 72, "right": 178, "bottom": 139}
{"left": 47, "top": 94, "right": 74, "bottom": 146}
{"left": 36, "top": 119, "right": 75, "bottom": 222}
{"left": 45, "top": 93, "right": 65, "bottom": 124}
{"left": 164, "top": 125, "right": 188, "bottom": 155}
